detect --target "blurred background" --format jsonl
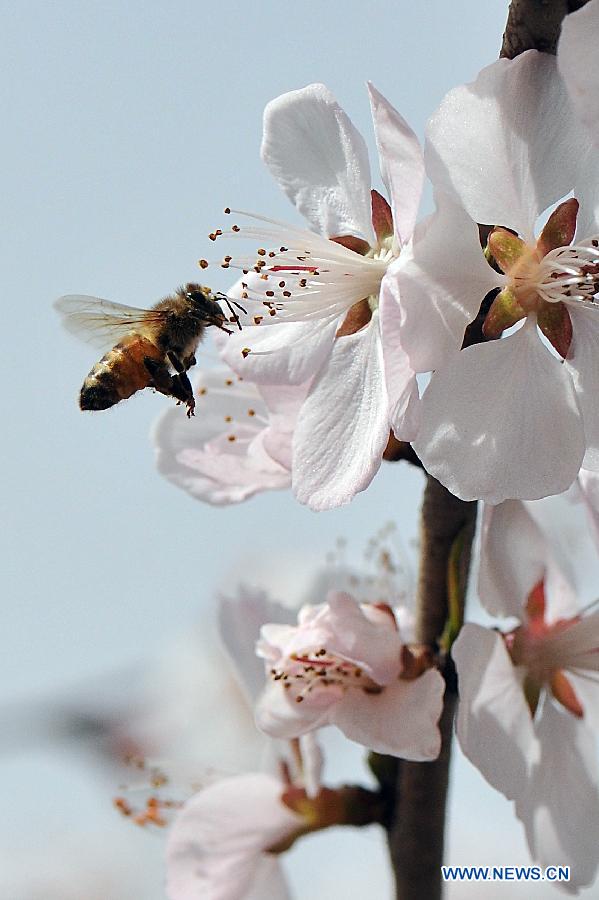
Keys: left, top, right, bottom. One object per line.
{"left": 3, "top": 0, "right": 597, "bottom": 896}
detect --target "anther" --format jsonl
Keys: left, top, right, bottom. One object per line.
{"left": 242, "top": 348, "right": 251, "bottom": 358}
{"left": 224, "top": 207, "right": 231, "bottom": 214}
{"left": 199, "top": 259, "right": 209, "bottom": 269}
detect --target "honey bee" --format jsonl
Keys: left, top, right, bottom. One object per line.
{"left": 55, "top": 283, "right": 242, "bottom": 417}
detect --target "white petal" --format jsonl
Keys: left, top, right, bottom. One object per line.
{"left": 558, "top": 0, "right": 599, "bottom": 145}
{"left": 414, "top": 320, "right": 585, "bottom": 503}
{"left": 565, "top": 304, "right": 599, "bottom": 471}
{"left": 479, "top": 500, "right": 579, "bottom": 623}
{"left": 578, "top": 467, "right": 599, "bottom": 545}
{"left": 331, "top": 669, "right": 444, "bottom": 759}
{"left": 453, "top": 625, "right": 536, "bottom": 801}
{"left": 218, "top": 586, "right": 295, "bottom": 705}
{"left": 292, "top": 317, "right": 390, "bottom": 510}
{"left": 261, "top": 84, "right": 375, "bottom": 243}
{"left": 255, "top": 681, "right": 334, "bottom": 740}
{"left": 379, "top": 285, "right": 421, "bottom": 440}
{"left": 426, "top": 52, "right": 588, "bottom": 238}
{"left": 368, "top": 82, "right": 424, "bottom": 245}
{"left": 166, "top": 774, "right": 300, "bottom": 900}
{"left": 391, "top": 192, "right": 501, "bottom": 373}
{"left": 245, "top": 859, "right": 291, "bottom": 900}
{"left": 516, "top": 699, "right": 599, "bottom": 890}
{"left": 221, "top": 317, "right": 339, "bottom": 385}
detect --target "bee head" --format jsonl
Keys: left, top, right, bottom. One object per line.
{"left": 183, "top": 283, "right": 226, "bottom": 325}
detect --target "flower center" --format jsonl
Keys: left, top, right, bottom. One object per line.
{"left": 269, "top": 647, "right": 380, "bottom": 704}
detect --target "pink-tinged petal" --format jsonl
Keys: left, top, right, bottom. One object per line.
{"left": 292, "top": 317, "right": 390, "bottom": 510}
{"left": 391, "top": 192, "right": 501, "bottom": 373}
{"left": 414, "top": 320, "right": 585, "bottom": 503}
{"left": 152, "top": 371, "right": 289, "bottom": 505}
{"left": 331, "top": 669, "right": 444, "bottom": 759}
{"left": 516, "top": 700, "right": 599, "bottom": 891}
{"left": 426, "top": 52, "right": 588, "bottom": 238}
{"left": 255, "top": 681, "right": 335, "bottom": 740}
{"left": 564, "top": 304, "right": 599, "bottom": 471}
{"left": 379, "top": 286, "right": 421, "bottom": 440}
{"left": 453, "top": 625, "right": 536, "bottom": 801}
{"left": 367, "top": 82, "right": 424, "bottom": 246}
{"left": 166, "top": 774, "right": 300, "bottom": 900}
{"left": 479, "top": 501, "right": 548, "bottom": 619}
{"left": 558, "top": 0, "right": 599, "bottom": 146}
{"left": 261, "top": 84, "right": 375, "bottom": 244}
{"left": 218, "top": 586, "right": 295, "bottom": 705}
{"left": 258, "top": 382, "right": 310, "bottom": 470}
{"left": 245, "top": 859, "right": 291, "bottom": 900}
{"left": 261, "top": 593, "right": 403, "bottom": 685}
{"left": 221, "top": 317, "right": 339, "bottom": 386}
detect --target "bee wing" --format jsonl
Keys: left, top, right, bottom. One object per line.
{"left": 54, "top": 294, "right": 167, "bottom": 351}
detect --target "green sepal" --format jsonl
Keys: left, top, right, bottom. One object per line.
{"left": 487, "top": 228, "right": 527, "bottom": 274}
{"left": 482, "top": 286, "right": 526, "bottom": 338}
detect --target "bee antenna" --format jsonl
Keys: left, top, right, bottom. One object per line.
{"left": 216, "top": 293, "right": 245, "bottom": 332}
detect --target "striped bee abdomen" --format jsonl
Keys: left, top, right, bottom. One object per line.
{"left": 79, "top": 335, "right": 163, "bottom": 411}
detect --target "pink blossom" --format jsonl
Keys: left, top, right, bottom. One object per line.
{"left": 413, "top": 50, "right": 599, "bottom": 503}
{"left": 255, "top": 591, "right": 444, "bottom": 759}
{"left": 454, "top": 499, "right": 599, "bottom": 889}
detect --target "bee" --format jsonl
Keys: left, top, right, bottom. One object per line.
{"left": 55, "top": 283, "right": 243, "bottom": 417}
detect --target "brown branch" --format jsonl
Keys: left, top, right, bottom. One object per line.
{"left": 383, "top": 3, "right": 590, "bottom": 896}
{"left": 500, "top": 0, "right": 588, "bottom": 59}
{"left": 387, "top": 477, "right": 477, "bottom": 900}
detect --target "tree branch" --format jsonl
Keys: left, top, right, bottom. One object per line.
{"left": 500, "top": 0, "right": 588, "bottom": 59}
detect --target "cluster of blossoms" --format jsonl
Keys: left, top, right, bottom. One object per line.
{"left": 149, "top": 3, "right": 599, "bottom": 897}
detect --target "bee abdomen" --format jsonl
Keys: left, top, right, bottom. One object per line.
{"left": 79, "top": 337, "right": 162, "bottom": 411}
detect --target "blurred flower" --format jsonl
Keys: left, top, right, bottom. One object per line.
{"left": 255, "top": 591, "right": 443, "bottom": 759}
{"left": 166, "top": 772, "right": 301, "bottom": 900}
{"left": 153, "top": 368, "right": 297, "bottom": 505}
{"left": 454, "top": 499, "right": 599, "bottom": 890}
{"left": 414, "top": 50, "right": 599, "bottom": 504}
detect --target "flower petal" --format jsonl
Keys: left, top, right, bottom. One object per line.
{"left": 367, "top": 82, "right": 424, "bottom": 246}
{"left": 516, "top": 699, "right": 599, "bottom": 891}
{"left": 255, "top": 681, "right": 334, "bottom": 740}
{"left": 391, "top": 192, "right": 501, "bottom": 373}
{"left": 331, "top": 669, "right": 444, "bottom": 759}
{"left": 426, "top": 52, "right": 588, "bottom": 238}
{"left": 166, "top": 774, "right": 300, "bottom": 900}
{"left": 379, "top": 285, "right": 420, "bottom": 440}
{"left": 453, "top": 625, "right": 536, "bottom": 801}
{"left": 558, "top": 0, "right": 599, "bottom": 145}
{"left": 565, "top": 304, "right": 599, "bottom": 471}
{"left": 218, "top": 586, "right": 295, "bottom": 704}
{"left": 414, "top": 320, "right": 585, "bottom": 503}
{"left": 261, "top": 84, "right": 374, "bottom": 243}
{"left": 478, "top": 501, "right": 548, "bottom": 619}
{"left": 221, "top": 317, "right": 339, "bottom": 386}
{"left": 152, "top": 371, "right": 289, "bottom": 505}
{"left": 292, "top": 316, "right": 390, "bottom": 510}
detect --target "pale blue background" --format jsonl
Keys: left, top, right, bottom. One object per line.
{"left": 2, "top": 1, "right": 595, "bottom": 896}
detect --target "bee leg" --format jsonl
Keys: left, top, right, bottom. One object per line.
{"left": 165, "top": 352, "right": 196, "bottom": 417}
{"left": 143, "top": 357, "right": 195, "bottom": 417}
